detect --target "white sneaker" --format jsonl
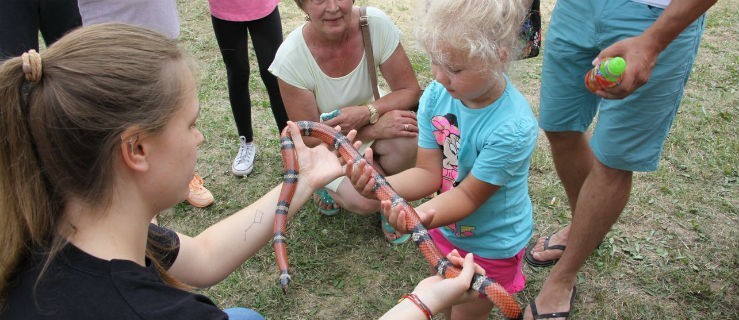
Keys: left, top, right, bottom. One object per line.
{"left": 232, "top": 136, "right": 255, "bottom": 176}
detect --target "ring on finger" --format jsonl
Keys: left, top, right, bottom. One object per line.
{"left": 404, "top": 124, "right": 409, "bottom": 131}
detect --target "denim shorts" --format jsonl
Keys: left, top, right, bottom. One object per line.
{"left": 538, "top": 0, "right": 705, "bottom": 172}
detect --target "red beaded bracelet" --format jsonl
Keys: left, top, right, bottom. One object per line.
{"left": 401, "top": 293, "right": 433, "bottom": 320}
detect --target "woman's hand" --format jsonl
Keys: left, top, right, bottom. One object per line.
{"left": 287, "top": 121, "right": 357, "bottom": 190}
{"left": 324, "top": 107, "right": 418, "bottom": 140}
{"left": 378, "top": 251, "right": 483, "bottom": 319}
{"left": 411, "top": 251, "right": 486, "bottom": 312}
{"left": 323, "top": 105, "right": 372, "bottom": 135}
{"left": 371, "top": 109, "right": 418, "bottom": 139}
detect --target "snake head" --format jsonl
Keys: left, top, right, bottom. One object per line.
{"left": 280, "top": 273, "right": 292, "bottom": 294}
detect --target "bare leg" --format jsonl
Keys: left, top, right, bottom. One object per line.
{"left": 329, "top": 178, "right": 379, "bottom": 215}
{"left": 546, "top": 131, "right": 594, "bottom": 214}
{"left": 529, "top": 131, "right": 594, "bottom": 262}
{"left": 448, "top": 298, "right": 494, "bottom": 320}
{"left": 372, "top": 136, "right": 417, "bottom": 175}
{"left": 524, "top": 159, "right": 632, "bottom": 319}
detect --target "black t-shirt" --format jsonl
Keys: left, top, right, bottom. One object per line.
{"left": 1, "top": 225, "right": 227, "bottom": 320}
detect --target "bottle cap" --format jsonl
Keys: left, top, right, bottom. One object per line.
{"left": 600, "top": 57, "right": 626, "bottom": 81}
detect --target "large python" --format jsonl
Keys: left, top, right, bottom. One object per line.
{"left": 273, "top": 121, "right": 522, "bottom": 319}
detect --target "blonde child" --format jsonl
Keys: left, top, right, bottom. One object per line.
{"left": 347, "top": 0, "right": 537, "bottom": 318}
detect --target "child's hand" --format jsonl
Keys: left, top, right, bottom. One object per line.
{"left": 379, "top": 200, "right": 434, "bottom": 234}
{"left": 345, "top": 146, "right": 379, "bottom": 200}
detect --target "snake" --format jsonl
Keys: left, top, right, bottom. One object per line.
{"left": 273, "top": 121, "right": 522, "bottom": 319}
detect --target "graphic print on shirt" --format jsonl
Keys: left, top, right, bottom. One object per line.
{"left": 432, "top": 114, "right": 460, "bottom": 193}
{"left": 432, "top": 114, "right": 474, "bottom": 238}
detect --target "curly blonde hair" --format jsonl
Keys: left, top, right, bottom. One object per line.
{"left": 415, "top": 0, "right": 527, "bottom": 71}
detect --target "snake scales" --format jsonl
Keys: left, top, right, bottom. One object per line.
{"left": 273, "top": 121, "right": 522, "bottom": 319}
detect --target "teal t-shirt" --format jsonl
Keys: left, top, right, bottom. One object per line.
{"left": 417, "top": 77, "right": 538, "bottom": 259}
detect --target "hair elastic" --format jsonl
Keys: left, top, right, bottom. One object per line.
{"left": 400, "top": 293, "right": 432, "bottom": 319}
{"left": 21, "top": 49, "right": 43, "bottom": 83}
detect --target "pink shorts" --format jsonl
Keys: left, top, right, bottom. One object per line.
{"left": 429, "top": 228, "right": 526, "bottom": 294}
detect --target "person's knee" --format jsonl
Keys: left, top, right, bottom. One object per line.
{"left": 222, "top": 57, "right": 250, "bottom": 77}
{"left": 373, "top": 137, "right": 417, "bottom": 174}
{"left": 545, "top": 131, "right": 588, "bottom": 150}
{"left": 545, "top": 130, "right": 584, "bottom": 144}
{"left": 592, "top": 159, "right": 633, "bottom": 184}
{"left": 334, "top": 194, "right": 377, "bottom": 215}
{"left": 332, "top": 183, "right": 379, "bottom": 215}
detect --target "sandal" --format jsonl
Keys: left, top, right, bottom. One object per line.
{"left": 380, "top": 212, "right": 410, "bottom": 245}
{"left": 313, "top": 188, "right": 340, "bottom": 216}
{"left": 524, "top": 235, "right": 566, "bottom": 267}
{"left": 529, "top": 286, "right": 576, "bottom": 319}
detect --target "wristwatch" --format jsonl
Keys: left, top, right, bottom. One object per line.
{"left": 367, "top": 104, "right": 379, "bottom": 125}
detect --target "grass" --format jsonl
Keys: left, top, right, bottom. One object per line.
{"left": 161, "top": 0, "right": 738, "bottom": 318}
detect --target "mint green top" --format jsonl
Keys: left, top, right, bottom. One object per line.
{"left": 600, "top": 57, "right": 627, "bottom": 81}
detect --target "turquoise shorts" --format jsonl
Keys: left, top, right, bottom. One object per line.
{"left": 538, "top": 0, "right": 705, "bottom": 172}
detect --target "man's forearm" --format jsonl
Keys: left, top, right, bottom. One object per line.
{"left": 643, "top": 0, "right": 717, "bottom": 52}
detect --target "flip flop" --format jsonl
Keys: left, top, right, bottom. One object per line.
{"left": 529, "top": 286, "right": 577, "bottom": 319}
{"left": 379, "top": 212, "right": 410, "bottom": 245}
{"left": 313, "top": 188, "right": 340, "bottom": 216}
{"left": 524, "top": 235, "right": 566, "bottom": 267}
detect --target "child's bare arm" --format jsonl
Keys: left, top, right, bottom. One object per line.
{"left": 418, "top": 174, "right": 499, "bottom": 229}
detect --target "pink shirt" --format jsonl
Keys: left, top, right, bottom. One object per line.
{"left": 208, "top": 0, "right": 279, "bottom": 22}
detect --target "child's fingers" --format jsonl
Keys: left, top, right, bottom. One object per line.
{"left": 447, "top": 250, "right": 485, "bottom": 276}
{"left": 360, "top": 165, "right": 377, "bottom": 195}
{"left": 352, "top": 161, "right": 371, "bottom": 190}
{"left": 446, "top": 249, "right": 464, "bottom": 266}
{"left": 345, "top": 129, "right": 358, "bottom": 143}
{"left": 381, "top": 200, "right": 393, "bottom": 219}
{"left": 364, "top": 146, "right": 373, "bottom": 162}
{"left": 396, "top": 208, "right": 412, "bottom": 234}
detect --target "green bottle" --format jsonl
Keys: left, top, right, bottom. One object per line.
{"left": 584, "top": 57, "right": 627, "bottom": 93}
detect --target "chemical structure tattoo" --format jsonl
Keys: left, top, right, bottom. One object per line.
{"left": 243, "top": 209, "right": 265, "bottom": 241}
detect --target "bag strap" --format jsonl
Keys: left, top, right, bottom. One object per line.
{"left": 359, "top": 6, "right": 380, "bottom": 101}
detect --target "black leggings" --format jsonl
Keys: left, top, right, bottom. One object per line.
{"left": 0, "top": 0, "right": 81, "bottom": 60}
{"left": 211, "top": 8, "right": 288, "bottom": 142}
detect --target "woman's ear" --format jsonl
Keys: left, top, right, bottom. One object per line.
{"left": 120, "top": 128, "right": 149, "bottom": 172}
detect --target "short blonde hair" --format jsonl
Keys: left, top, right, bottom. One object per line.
{"left": 415, "top": 0, "right": 527, "bottom": 70}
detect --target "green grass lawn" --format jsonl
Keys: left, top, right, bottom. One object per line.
{"left": 160, "top": 0, "right": 738, "bottom": 318}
